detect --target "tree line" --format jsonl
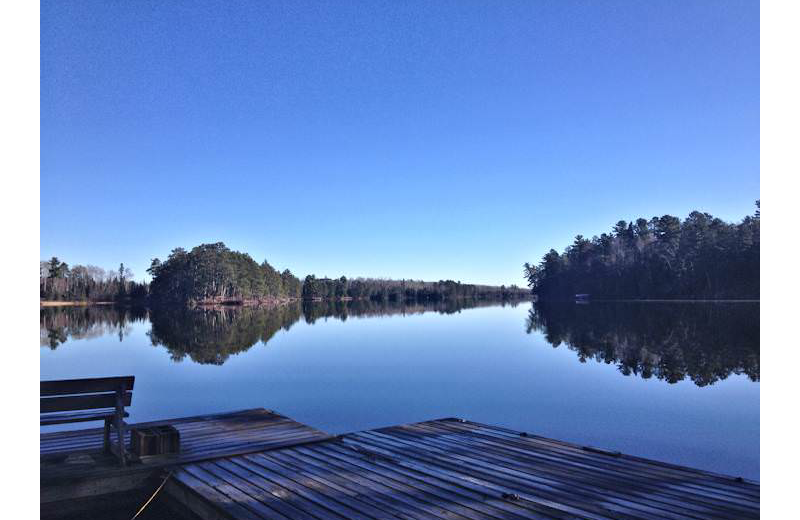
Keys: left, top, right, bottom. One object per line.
{"left": 42, "top": 241, "right": 527, "bottom": 306}
{"left": 524, "top": 202, "right": 760, "bottom": 300}
{"left": 39, "top": 257, "right": 147, "bottom": 302}
{"left": 301, "top": 275, "right": 527, "bottom": 302}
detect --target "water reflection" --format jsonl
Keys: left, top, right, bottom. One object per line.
{"left": 526, "top": 302, "right": 759, "bottom": 386}
{"left": 301, "top": 298, "right": 507, "bottom": 324}
{"left": 41, "top": 300, "right": 522, "bottom": 363}
{"left": 40, "top": 306, "right": 148, "bottom": 349}
{"left": 148, "top": 304, "right": 303, "bottom": 364}
{"left": 41, "top": 301, "right": 759, "bottom": 386}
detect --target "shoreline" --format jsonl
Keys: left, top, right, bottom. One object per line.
{"left": 41, "top": 295, "right": 534, "bottom": 308}
{"left": 40, "top": 301, "right": 116, "bottom": 307}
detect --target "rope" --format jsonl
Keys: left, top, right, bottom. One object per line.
{"left": 131, "top": 470, "right": 173, "bottom": 520}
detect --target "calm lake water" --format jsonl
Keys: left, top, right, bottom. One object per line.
{"left": 40, "top": 300, "right": 760, "bottom": 480}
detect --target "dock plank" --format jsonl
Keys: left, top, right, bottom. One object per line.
{"left": 265, "top": 449, "right": 464, "bottom": 520}
{"left": 420, "top": 421, "right": 755, "bottom": 516}
{"left": 438, "top": 421, "right": 760, "bottom": 505}
{"left": 170, "top": 418, "right": 759, "bottom": 520}
{"left": 379, "top": 424, "right": 735, "bottom": 519}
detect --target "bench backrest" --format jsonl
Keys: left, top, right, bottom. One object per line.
{"left": 40, "top": 376, "right": 135, "bottom": 414}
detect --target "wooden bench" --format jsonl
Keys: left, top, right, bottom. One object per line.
{"left": 41, "top": 376, "right": 135, "bottom": 466}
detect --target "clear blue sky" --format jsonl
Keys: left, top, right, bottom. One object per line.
{"left": 41, "top": 0, "right": 759, "bottom": 286}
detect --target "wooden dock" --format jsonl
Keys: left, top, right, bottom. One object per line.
{"left": 41, "top": 408, "right": 331, "bottom": 507}
{"left": 42, "top": 411, "right": 759, "bottom": 519}
{"left": 167, "top": 418, "right": 759, "bottom": 519}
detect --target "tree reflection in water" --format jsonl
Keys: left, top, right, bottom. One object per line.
{"left": 40, "top": 299, "right": 523, "bottom": 364}
{"left": 147, "top": 304, "right": 303, "bottom": 364}
{"left": 40, "top": 305, "right": 148, "bottom": 349}
{"left": 526, "top": 302, "right": 759, "bottom": 386}
{"left": 41, "top": 300, "right": 758, "bottom": 384}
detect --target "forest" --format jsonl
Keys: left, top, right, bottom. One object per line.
{"left": 524, "top": 202, "right": 760, "bottom": 300}
{"left": 41, "top": 241, "right": 527, "bottom": 306}
{"left": 39, "top": 257, "right": 148, "bottom": 303}
{"left": 301, "top": 275, "right": 527, "bottom": 302}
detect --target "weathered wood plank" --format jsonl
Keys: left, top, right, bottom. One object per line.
{"left": 455, "top": 420, "right": 759, "bottom": 489}
{"left": 407, "top": 422, "right": 745, "bottom": 518}
{"left": 40, "top": 409, "right": 127, "bottom": 426}
{"left": 226, "top": 455, "right": 361, "bottom": 519}
{"left": 278, "top": 445, "right": 506, "bottom": 520}
{"left": 181, "top": 464, "right": 275, "bottom": 519}
{"left": 382, "top": 423, "right": 731, "bottom": 520}
{"left": 420, "top": 421, "right": 757, "bottom": 516}
{"left": 241, "top": 452, "right": 413, "bottom": 520}
{"left": 41, "top": 376, "right": 135, "bottom": 396}
{"left": 212, "top": 459, "right": 319, "bottom": 520}
{"left": 241, "top": 452, "right": 380, "bottom": 520}
{"left": 214, "top": 457, "right": 334, "bottom": 520}
{"left": 41, "top": 392, "right": 132, "bottom": 414}
{"left": 169, "top": 468, "right": 258, "bottom": 520}
{"left": 314, "top": 442, "right": 561, "bottom": 520}
{"left": 436, "top": 421, "right": 760, "bottom": 502}
{"left": 265, "top": 448, "right": 453, "bottom": 520}
{"left": 346, "top": 431, "right": 630, "bottom": 520}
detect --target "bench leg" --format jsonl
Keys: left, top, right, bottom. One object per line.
{"left": 115, "top": 418, "right": 127, "bottom": 466}
{"left": 103, "top": 419, "right": 111, "bottom": 454}
{"left": 113, "top": 385, "right": 128, "bottom": 466}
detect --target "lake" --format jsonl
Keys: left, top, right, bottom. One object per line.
{"left": 40, "top": 300, "right": 760, "bottom": 480}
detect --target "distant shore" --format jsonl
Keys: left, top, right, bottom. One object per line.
{"left": 40, "top": 295, "right": 533, "bottom": 309}
{"left": 193, "top": 297, "right": 299, "bottom": 308}
{"left": 40, "top": 301, "right": 116, "bottom": 307}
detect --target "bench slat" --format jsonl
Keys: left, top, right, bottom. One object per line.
{"left": 41, "top": 392, "right": 132, "bottom": 414}
{"left": 40, "top": 410, "right": 129, "bottom": 426}
{"left": 40, "top": 376, "right": 135, "bottom": 396}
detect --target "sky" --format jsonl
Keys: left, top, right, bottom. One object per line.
{"left": 40, "top": 0, "right": 759, "bottom": 286}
